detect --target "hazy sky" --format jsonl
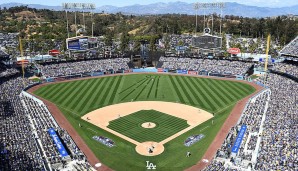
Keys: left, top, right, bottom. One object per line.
{"left": 1, "top": 0, "right": 297, "bottom": 8}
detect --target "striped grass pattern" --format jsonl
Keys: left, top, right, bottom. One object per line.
{"left": 34, "top": 74, "right": 255, "bottom": 116}
{"left": 33, "top": 74, "right": 256, "bottom": 170}
{"left": 107, "top": 110, "right": 189, "bottom": 142}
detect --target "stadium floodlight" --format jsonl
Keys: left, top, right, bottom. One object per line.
{"left": 195, "top": 2, "right": 225, "bottom": 35}
{"left": 194, "top": 3, "right": 199, "bottom": 36}
{"left": 62, "top": 3, "right": 96, "bottom": 10}
{"left": 62, "top": 3, "right": 96, "bottom": 37}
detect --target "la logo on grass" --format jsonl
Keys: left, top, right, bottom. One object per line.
{"left": 146, "top": 161, "right": 156, "bottom": 170}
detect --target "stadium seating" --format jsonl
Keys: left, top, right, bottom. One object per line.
{"left": 280, "top": 36, "right": 298, "bottom": 57}
{"left": 159, "top": 57, "right": 252, "bottom": 75}
{"left": 36, "top": 58, "right": 130, "bottom": 77}
{"left": 0, "top": 55, "right": 297, "bottom": 170}
{"left": 272, "top": 63, "right": 298, "bottom": 78}
{"left": 205, "top": 73, "right": 297, "bottom": 170}
{"left": 0, "top": 77, "right": 92, "bottom": 170}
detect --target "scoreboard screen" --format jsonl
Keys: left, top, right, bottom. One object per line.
{"left": 66, "top": 36, "right": 98, "bottom": 50}
{"left": 192, "top": 35, "right": 222, "bottom": 49}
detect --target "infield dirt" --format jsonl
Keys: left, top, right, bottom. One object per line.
{"left": 82, "top": 101, "right": 213, "bottom": 156}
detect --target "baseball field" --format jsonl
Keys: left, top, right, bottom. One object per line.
{"left": 33, "top": 74, "right": 256, "bottom": 170}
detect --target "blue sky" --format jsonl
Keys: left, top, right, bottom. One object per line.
{"left": 1, "top": 0, "right": 297, "bottom": 8}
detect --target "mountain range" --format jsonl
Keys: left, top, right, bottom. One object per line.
{"left": 1, "top": 1, "right": 298, "bottom": 18}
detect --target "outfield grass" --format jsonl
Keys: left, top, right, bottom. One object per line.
{"left": 108, "top": 110, "right": 189, "bottom": 142}
{"left": 33, "top": 74, "right": 255, "bottom": 170}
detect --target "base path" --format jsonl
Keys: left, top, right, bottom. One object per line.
{"left": 82, "top": 101, "right": 213, "bottom": 156}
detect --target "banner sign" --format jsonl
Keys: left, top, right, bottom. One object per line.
{"left": 228, "top": 48, "right": 241, "bottom": 54}
{"left": 163, "top": 68, "right": 169, "bottom": 72}
{"left": 188, "top": 71, "right": 198, "bottom": 75}
{"left": 176, "top": 46, "right": 186, "bottom": 51}
{"left": 132, "top": 68, "right": 157, "bottom": 73}
{"left": 157, "top": 68, "right": 169, "bottom": 73}
{"left": 177, "top": 69, "right": 188, "bottom": 74}
{"left": 48, "top": 49, "right": 60, "bottom": 56}
{"left": 48, "top": 128, "right": 69, "bottom": 157}
{"left": 231, "top": 125, "right": 247, "bottom": 154}
{"left": 92, "top": 71, "right": 104, "bottom": 76}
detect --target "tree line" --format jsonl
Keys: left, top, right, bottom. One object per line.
{"left": 0, "top": 6, "right": 297, "bottom": 50}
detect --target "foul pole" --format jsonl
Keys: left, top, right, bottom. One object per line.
{"left": 263, "top": 34, "right": 270, "bottom": 87}
{"left": 19, "top": 36, "right": 25, "bottom": 87}
{"left": 264, "top": 34, "right": 270, "bottom": 72}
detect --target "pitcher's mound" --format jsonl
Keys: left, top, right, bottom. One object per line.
{"left": 141, "top": 122, "right": 156, "bottom": 128}
{"left": 135, "top": 141, "right": 164, "bottom": 156}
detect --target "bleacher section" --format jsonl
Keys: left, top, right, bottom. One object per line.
{"left": 280, "top": 36, "right": 298, "bottom": 57}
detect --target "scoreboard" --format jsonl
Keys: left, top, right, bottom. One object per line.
{"left": 66, "top": 36, "right": 98, "bottom": 51}
{"left": 192, "top": 35, "right": 222, "bottom": 49}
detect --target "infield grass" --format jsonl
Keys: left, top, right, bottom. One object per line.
{"left": 108, "top": 110, "right": 189, "bottom": 142}
{"left": 33, "top": 74, "right": 255, "bottom": 170}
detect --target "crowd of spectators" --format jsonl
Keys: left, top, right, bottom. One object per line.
{"left": 159, "top": 57, "right": 252, "bottom": 75}
{"left": 280, "top": 36, "right": 298, "bottom": 57}
{"left": 21, "top": 95, "right": 63, "bottom": 167}
{"left": 36, "top": 58, "right": 130, "bottom": 78}
{"left": 0, "top": 48, "right": 8, "bottom": 56}
{"left": 0, "top": 74, "right": 92, "bottom": 170}
{"left": 214, "top": 91, "right": 269, "bottom": 167}
{"left": 228, "top": 36, "right": 269, "bottom": 54}
{"left": 254, "top": 74, "right": 297, "bottom": 170}
{"left": 203, "top": 160, "right": 241, "bottom": 171}
{"left": 206, "top": 72, "right": 297, "bottom": 170}
{"left": 247, "top": 135, "right": 258, "bottom": 151}
{"left": 0, "top": 63, "right": 19, "bottom": 78}
{"left": 156, "top": 34, "right": 193, "bottom": 51}
{"left": 1, "top": 53, "right": 297, "bottom": 170}
{"left": 272, "top": 63, "right": 298, "bottom": 78}
{"left": 0, "top": 33, "right": 19, "bottom": 49}
{"left": 168, "top": 34, "right": 192, "bottom": 49}
{"left": 0, "top": 77, "right": 45, "bottom": 171}
{"left": 21, "top": 94, "right": 89, "bottom": 169}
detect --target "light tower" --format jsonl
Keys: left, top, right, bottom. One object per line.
{"left": 62, "top": 3, "right": 98, "bottom": 56}
{"left": 62, "top": 3, "right": 96, "bottom": 38}
{"left": 195, "top": 2, "right": 225, "bottom": 35}
{"left": 194, "top": 3, "right": 199, "bottom": 36}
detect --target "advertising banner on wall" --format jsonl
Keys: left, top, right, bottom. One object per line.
{"left": 177, "top": 70, "right": 188, "bottom": 74}
{"left": 231, "top": 125, "right": 247, "bottom": 154}
{"left": 157, "top": 68, "right": 169, "bottom": 72}
{"left": 48, "top": 128, "right": 69, "bottom": 157}
{"left": 227, "top": 48, "right": 241, "bottom": 54}
{"left": 133, "top": 68, "right": 158, "bottom": 73}
{"left": 188, "top": 71, "right": 198, "bottom": 75}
